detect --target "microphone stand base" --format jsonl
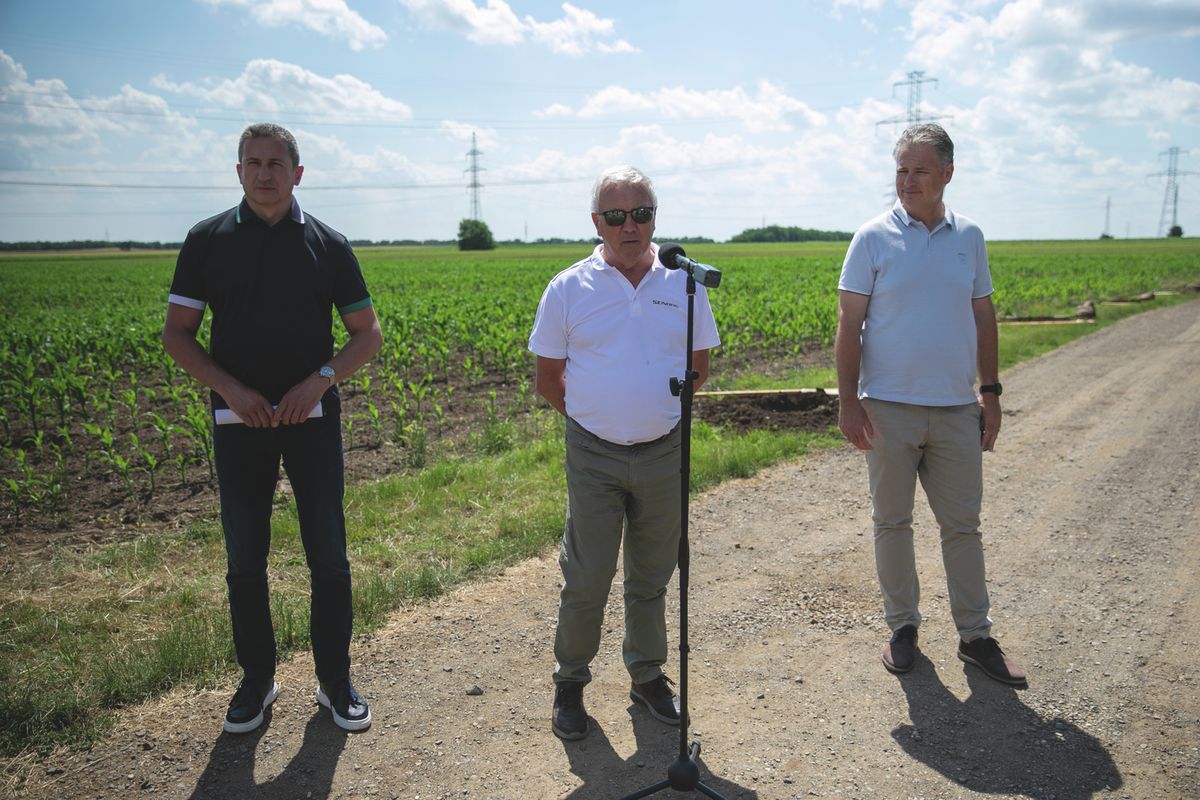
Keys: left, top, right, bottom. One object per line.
{"left": 620, "top": 741, "right": 729, "bottom": 800}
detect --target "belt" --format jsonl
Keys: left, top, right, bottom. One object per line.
{"left": 568, "top": 418, "right": 679, "bottom": 450}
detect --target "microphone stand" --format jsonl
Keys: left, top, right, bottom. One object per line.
{"left": 621, "top": 271, "right": 728, "bottom": 800}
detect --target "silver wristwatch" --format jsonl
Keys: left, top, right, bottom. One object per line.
{"left": 318, "top": 365, "right": 335, "bottom": 385}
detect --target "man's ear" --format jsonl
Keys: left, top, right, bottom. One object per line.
{"left": 293, "top": 165, "right": 304, "bottom": 186}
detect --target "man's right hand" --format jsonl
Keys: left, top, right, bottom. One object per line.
{"left": 221, "top": 383, "right": 275, "bottom": 428}
{"left": 838, "top": 396, "right": 874, "bottom": 450}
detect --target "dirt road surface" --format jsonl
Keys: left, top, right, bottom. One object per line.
{"left": 20, "top": 301, "right": 1200, "bottom": 799}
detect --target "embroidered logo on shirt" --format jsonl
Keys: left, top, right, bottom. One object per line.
{"left": 651, "top": 299, "right": 680, "bottom": 309}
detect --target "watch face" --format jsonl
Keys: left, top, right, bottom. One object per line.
{"left": 319, "top": 366, "right": 335, "bottom": 380}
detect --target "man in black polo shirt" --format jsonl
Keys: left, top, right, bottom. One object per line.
{"left": 162, "top": 122, "right": 383, "bottom": 734}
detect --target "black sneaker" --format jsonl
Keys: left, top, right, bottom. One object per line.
{"left": 958, "top": 637, "right": 1027, "bottom": 686}
{"left": 552, "top": 681, "right": 589, "bottom": 740}
{"left": 223, "top": 677, "right": 279, "bottom": 734}
{"left": 317, "top": 678, "right": 373, "bottom": 731}
{"left": 882, "top": 625, "right": 919, "bottom": 674}
{"left": 630, "top": 675, "right": 681, "bottom": 726}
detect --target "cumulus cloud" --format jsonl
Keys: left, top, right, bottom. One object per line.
{"left": 200, "top": 0, "right": 388, "bottom": 50}
{"left": 399, "top": 0, "right": 637, "bottom": 54}
{"left": 0, "top": 49, "right": 205, "bottom": 166}
{"left": 536, "top": 80, "right": 827, "bottom": 132}
{"left": 903, "top": 0, "right": 1200, "bottom": 128}
{"left": 439, "top": 120, "right": 500, "bottom": 151}
{"left": 151, "top": 59, "right": 413, "bottom": 120}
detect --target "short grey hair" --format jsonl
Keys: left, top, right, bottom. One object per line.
{"left": 893, "top": 123, "right": 954, "bottom": 167}
{"left": 591, "top": 165, "right": 657, "bottom": 212}
{"left": 238, "top": 123, "right": 300, "bottom": 167}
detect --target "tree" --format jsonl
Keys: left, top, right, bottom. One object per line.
{"left": 1168, "top": 225, "right": 1183, "bottom": 238}
{"left": 457, "top": 219, "right": 495, "bottom": 250}
{"left": 730, "top": 225, "right": 852, "bottom": 243}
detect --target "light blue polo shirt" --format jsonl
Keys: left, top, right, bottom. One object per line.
{"left": 838, "top": 201, "right": 992, "bottom": 407}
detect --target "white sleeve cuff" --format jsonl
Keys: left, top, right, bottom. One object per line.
{"left": 168, "top": 293, "right": 206, "bottom": 311}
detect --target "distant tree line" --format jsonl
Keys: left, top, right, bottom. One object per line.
{"left": 0, "top": 240, "right": 183, "bottom": 251}
{"left": 5, "top": 229, "right": 852, "bottom": 252}
{"left": 730, "top": 225, "right": 852, "bottom": 243}
{"left": 351, "top": 239, "right": 456, "bottom": 247}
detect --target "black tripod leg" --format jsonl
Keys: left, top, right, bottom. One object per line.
{"left": 621, "top": 779, "right": 673, "bottom": 800}
{"left": 695, "top": 783, "right": 730, "bottom": 799}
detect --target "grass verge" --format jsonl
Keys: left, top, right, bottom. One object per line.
{"left": 0, "top": 415, "right": 837, "bottom": 758}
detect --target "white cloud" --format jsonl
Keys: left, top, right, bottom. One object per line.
{"left": 399, "top": 0, "right": 638, "bottom": 54}
{"left": 151, "top": 59, "right": 413, "bottom": 121}
{"left": 440, "top": 120, "right": 500, "bottom": 150}
{"left": 831, "top": 0, "right": 885, "bottom": 12}
{"left": 0, "top": 50, "right": 204, "bottom": 166}
{"left": 901, "top": 0, "right": 1200, "bottom": 137}
{"left": 537, "top": 80, "right": 827, "bottom": 132}
{"left": 296, "top": 129, "right": 433, "bottom": 180}
{"left": 1080, "top": 0, "right": 1200, "bottom": 43}
{"left": 526, "top": 2, "right": 636, "bottom": 56}
{"left": 200, "top": 0, "right": 388, "bottom": 50}
{"left": 399, "top": 0, "right": 524, "bottom": 45}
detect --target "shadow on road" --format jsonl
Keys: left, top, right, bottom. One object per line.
{"left": 187, "top": 710, "right": 348, "bottom": 800}
{"left": 892, "top": 654, "right": 1122, "bottom": 799}
{"left": 560, "top": 707, "right": 758, "bottom": 800}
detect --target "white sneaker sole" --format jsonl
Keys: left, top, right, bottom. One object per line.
{"left": 316, "top": 684, "right": 373, "bottom": 731}
{"left": 223, "top": 681, "right": 279, "bottom": 734}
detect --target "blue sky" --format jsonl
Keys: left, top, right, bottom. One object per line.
{"left": 1, "top": 0, "right": 1198, "bottom": 243}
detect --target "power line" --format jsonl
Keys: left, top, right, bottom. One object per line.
{"left": 0, "top": 96, "right": 758, "bottom": 132}
{"left": 875, "top": 70, "right": 951, "bottom": 132}
{"left": 0, "top": 157, "right": 774, "bottom": 193}
{"left": 1149, "top": 146, "right": 1195, "bottom": 237}
{"left": 465, "top": 132, "right": 484, "bottom": 222}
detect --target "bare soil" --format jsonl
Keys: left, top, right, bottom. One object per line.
{"left": 13, "top": 302, "right": 1200, "bottom": 799}
{"left": 0, "top": 345, "right": 827, "bottom": 553}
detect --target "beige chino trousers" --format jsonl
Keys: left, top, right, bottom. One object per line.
{"left": 553, "top": 418, "right": 681, "bottom": 686}
{"left": 862, "top": 398, "right": 993, "bottom": 641}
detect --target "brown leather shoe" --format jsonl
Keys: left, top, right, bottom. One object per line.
{"left": 958, "top": 637, "right": 1027, "bottom": 685}
{"left": 881, "top": 625, "right": 918, "bottom": 674}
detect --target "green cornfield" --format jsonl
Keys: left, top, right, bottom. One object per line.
{"left": 1, "top": 238, "right": 1198, "bottom": 525}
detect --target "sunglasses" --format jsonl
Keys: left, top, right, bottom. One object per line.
{"left": 598, "top": 206, "right": 655, "bottom": 226}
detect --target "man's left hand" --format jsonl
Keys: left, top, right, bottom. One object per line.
{"left": 979, "top": 394, "right": 1001, "bottom": 451}
{"left": 273, "top": 374, "right": 327, "bottom": 426}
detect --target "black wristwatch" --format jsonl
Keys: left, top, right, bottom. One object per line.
{"left": 979, "top": 382, "right": 1002, "bottom": 396}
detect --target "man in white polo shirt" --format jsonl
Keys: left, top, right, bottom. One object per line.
{"left": 836, "top": 124, "right": 1025, "bottom": 686}
{"left": 529, "top": 165, "right": 721, "bottom": 740}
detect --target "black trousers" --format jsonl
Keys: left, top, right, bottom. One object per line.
{"left": 213, "top": 413, "right": 352, "bottom": 687}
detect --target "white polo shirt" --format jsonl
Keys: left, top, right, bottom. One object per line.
{"left": 838, "top": 201, "right": 992, "bottom": 407}
{"left": 529, "top": 244, "right": 721, "bottom": 445}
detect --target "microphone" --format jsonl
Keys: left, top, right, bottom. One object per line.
{"left": 657, "top": 242, "right": 722, "bottom": 288}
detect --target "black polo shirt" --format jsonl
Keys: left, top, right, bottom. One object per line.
{"left": 169, "top": 197, "right": 372, "bottom": 413}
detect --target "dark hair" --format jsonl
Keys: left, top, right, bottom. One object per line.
{"left": 238, "top": 123, "right": 300, "bottom": 167}
{"left": 894, "top": 123, "right": 953, "bottom": 166}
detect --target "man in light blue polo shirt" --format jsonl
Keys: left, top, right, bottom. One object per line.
{"left": 529, "top": 165, "right": 720, "bottom": 740}
{"left": 836, "top": 123, "right": 1026, "bottom": 686}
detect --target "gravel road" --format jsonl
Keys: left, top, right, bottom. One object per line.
{"left": 20, "top": 300, "right": 1200, "bottom": 800}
